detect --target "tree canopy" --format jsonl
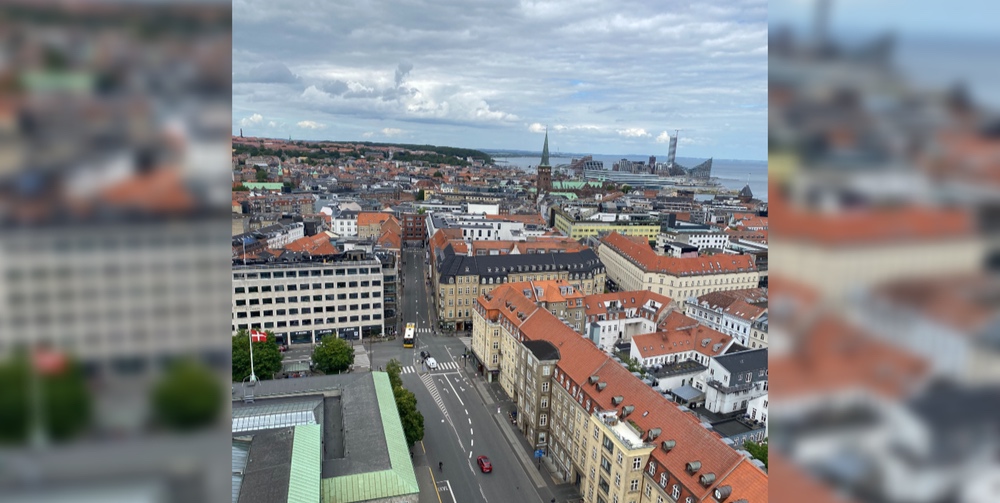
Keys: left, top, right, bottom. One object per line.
{"left": 0, "top": 352, "right": 91, "bottom": 445}
{"left": 232, "top": 330, "right": 283, "bottom": 382}
{"left": 384, "top": 359, "right": 423, "bottom": 447}
{"left": 312, "top": 335, "right": 354, "bottom": 374}
{"left": 744, "top": 440, "right": 768, "bottom": 469}
{"left": 153, "top": 359, "right": 223, "bottom": 431}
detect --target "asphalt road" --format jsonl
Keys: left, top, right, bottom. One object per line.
{"left": 395, "top": 248, "right": 552, "bottom": 503}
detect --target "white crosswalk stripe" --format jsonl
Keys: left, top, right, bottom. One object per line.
{"left": 401, "top": 361, "right": 458, "bottom": 374}
{"left": 419, "top": 372, "right": 450, "bottom": 423}
{"left": 401, "top": 366, "right": 415, "bottom": 374}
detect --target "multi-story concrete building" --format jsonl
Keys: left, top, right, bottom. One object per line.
{"left": 232, "top": 250, "right": 386, "bottom": 344}
{"left": 599, "top": 232, "right": 758, "bottom": 305}
{"left": 402, "top": 212, "right": 426, "bottom": 246}
{"left": 552, "top": 206, "right": 660, "bottom": 241}
{"left": 685, "top": 289, "right": 768, "bottom": 348}
{"left": 659, "top": 220, "right": 730, "bottom": 251}
{"left": 435, "top": 245, "right": 605, "bottom": 331}
{"left": 583, "top": 291, "right": 675, "bottom": 352}
{"left": 469, "top": 282, "right": 767, "bottom": 502}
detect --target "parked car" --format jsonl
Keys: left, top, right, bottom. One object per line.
{"left": 476, "top": 456, "right": 492, "bottom": 473}
{"left": 425, "top": 357, "right": 438, "bottom": 370}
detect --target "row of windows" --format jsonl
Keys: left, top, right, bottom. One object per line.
{"left": 235, "top": 280, "right": 380, "bottom": 293}
{"left": 234, "top": 303, "right": 381, "bottom": 317}
{"left": 235, "top": 291, "right": 380, "bottom": 305}
{"left": 234, "top": 313, "right": 381, "bottom": 330}
{"left": 233, "top": 267, "right": 377, "bottom": 280}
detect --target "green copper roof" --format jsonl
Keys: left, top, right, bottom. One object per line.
{"left": 321, "top": 373, "right": 418, "bottom": 503}
{"left": 288, "top": 424, "right": 321, "bottom": 503}
{"left": 549, "top": 192, "right": 579, "bottom": 200}
{"left": 540, "top": 128, "right": 550, "bottom": 166}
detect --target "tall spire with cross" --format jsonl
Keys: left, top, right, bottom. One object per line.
{"left": 540, "top": 127, "right": 550, "bottom": 166}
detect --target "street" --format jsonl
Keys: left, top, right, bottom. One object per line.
{"left": 392, "top": 247, "right": 575, "bottom": 503}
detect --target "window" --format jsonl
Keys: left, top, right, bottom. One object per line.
{"left": 601, "top": 457, "right": 612, "bottom": 474}
{"left": 598, "top": 478, "right": 609, "bottom": 494}
{"left": 541, "top": 382, "right": 549, "bottom": 392}
{"left": 539, "top": 414, "right": 547, "bottom": 426}
{"left": 645, "top": 484, "right": 652, "bottom": 498}
{"left": 660, "top": 474, "right": 668, "bottom": 488}
{"left": 493, "top": 342, "right": 499, "bottom": 350}
{"left": 540, "top": 398, "right": 548, "bottom": 409}
{"left": 671, "top": 484, "right": 679, "bottom": 499}
{"left": 614, "top": 473, "right": 620, "bottom": 487}
{"left": 617, "top": 452, "right": 623, "bottom": 465}
{"left": 492, "top": 355, "right": 498, "bottom": 364}
{"left": 633, "top": 457, "right": 642, "bottom": 470}
{"left": 630, "top": 479, "right": 639, "bottom": 492}
{"left": 647, "top": 461, "right": 656, "bottom": 476}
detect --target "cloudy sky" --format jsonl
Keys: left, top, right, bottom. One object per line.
{"left": 233, "top": 0, "right": 767, "bottom": 160}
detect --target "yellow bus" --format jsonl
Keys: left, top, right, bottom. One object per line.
{"left": 403, "top": 322, "right": 416, "bottom": 348}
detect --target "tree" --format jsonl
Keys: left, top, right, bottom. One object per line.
{"left": 312, "top": 335, "right": 354, "bottom": 374}
{"left": 255, "top": 169, "right": 268, "bottom": 182}
{"left": 432, "top": 171, "right": 443, "bottom": 178}
{"left": 417, "top": 207, "right": 426, "bottom": 215}
{"left": 621, "top": 184, "right": 632, "bottom": 193}
{"left": 385, "top": 358, "right": 403, "bottom": 389}
{"left": 153, "top": 359, "right": 223, "bottom": 431}
{"left": 393, "top": 385, "right": 424, "bottom": 447}
{"left": 417, "top": 189, "right": 425, "bottom": 201}
{"left": 744, "top": 440, "right": 768, "bottom": 469}
{"left": 232, "top": 330, "right": 283, "bottom": 382}
{"left": 0, "top": 351, "right": 91, "bottom": 445}
{"left": 233, "top": 183, "right": 249, "bottom": 191}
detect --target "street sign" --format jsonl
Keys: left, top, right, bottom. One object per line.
{"left": 534, "top": 449, "right": 545, "bottom": 458}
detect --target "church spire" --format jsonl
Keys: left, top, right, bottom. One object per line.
{"left": 540, "top": 127, "right": 550, "bottom": 167}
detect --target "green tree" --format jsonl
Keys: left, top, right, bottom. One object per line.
{"left": 233, "top": 183, "right": 249, "bottom": 191}
{"left": 621, "top": 184, "right": 632, "bottom": 193}
{"left": 232, "top": 330, "right": 283, "bottom": 382}
{"left": 311, "top": 335, "right": 355, "bottom": 374}
{"left": 417, "top": 189, "right": 425, "bottom": 201}
{"left": 0, "top": 352, "right": 91, "bottom": 445}
{"left": 744, "top": 440, "right": 768, "bottom": 469}
{"left": 393, "top": 385, "right": 424, "bottom": 447}
{"left": 385, "top": 358, "right": 403, "bottom": 389}
{"left": 417, "top": 207, "right": 426, "bottom": 214}
{"left": 153, "top": 359, "right": 223, "bottom": 431}
{"left": 255, "top": 169, "right": 268, "bottom": 182}
{"left": 432, "top": 171, "right": 443, "bottom": 178}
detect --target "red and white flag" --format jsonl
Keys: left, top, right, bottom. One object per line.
{"left": 33, "top": 348, "right": 67, "bottom": 376}
{"left": 250, "top": 330, "right": 268, "bottom": 342}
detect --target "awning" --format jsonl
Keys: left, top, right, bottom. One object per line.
{"left": 673, "top": 385, "right": 705, "bottom": 402}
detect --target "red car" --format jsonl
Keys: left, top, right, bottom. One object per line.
{"left": 476, "top": 455, "right": 492, "bottom": 473}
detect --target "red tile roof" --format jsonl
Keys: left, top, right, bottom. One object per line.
{"left": 477, "top": 283, "right": 766, "bottom": 500}
{"left": 602, "top": 232, "right": 757, "bottom": 276}
{"left": 584, "top": 290, "right": 674, "bottom": 318}
{"left": 283, "top": 233, "right": 339, "bottom": 256}
{"left": 631, "top": 316, "right": 733, "bottom": 359}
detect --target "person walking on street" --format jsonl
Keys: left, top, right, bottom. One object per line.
{"left": 438, "top": 461, "right": 443, "bottom": 472}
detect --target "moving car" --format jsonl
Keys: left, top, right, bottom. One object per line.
{"left": 476, "top": 456, "right": 492, "bottom": 473}
{"left": 425, "top": 357, "right": 438, "bottom": 370}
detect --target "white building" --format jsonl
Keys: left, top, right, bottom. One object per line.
{"left": 696, "top": 348, "right": 768, "bottom": 415}
{"left": 747, "top": 393, "right": 768, "bottom": 438}
{"left": 333, "top": 211, "right": 358, "bottom": 237}
{"left": 685, "top": 289, "right": 767, "bottom": 347}
{"left": 232, "top": 252, "right": 386, "bottom": 345}
{"left": 582, "top": 291, "right": 673, "bottom": 352}
{"left": 425, "top": 213, "right": 529, "bottom": 242}
{"left": 257, "top": 222, "right": 304, "bottom": 249}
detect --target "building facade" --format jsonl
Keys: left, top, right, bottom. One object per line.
{"left": 232, "top": 252, "right": 386, "bottom": 344}
{"left": 599, "top": 232, "right": 759, "bottom": 305}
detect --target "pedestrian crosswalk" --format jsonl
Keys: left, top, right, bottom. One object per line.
{"left": 416, "top": 328, "right": 433, "bottom": 334}
{"left": 401, "top": 361, "right": 459, "bottom": 374}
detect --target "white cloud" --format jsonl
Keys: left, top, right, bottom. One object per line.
{"left": 655, "top": 131, "right": 673, "bottom": 143}
{"left": 381, "top": 128, "right": 403, "bottom": 136}
{"left": 297, "top": 120, "right": 326, "bottom": 129}
{"left": 268, "top": 121, "right": 278, "bottom": 127}
{"left": 617, "top": 128, "right": 651, "bottom": 138}
{"left": 362, "top": 131, "right": 375, "bottom": 138}
{"left": 528, "top": 123, "right": 546, "bottom": 133}
{"left": 240, "top": 113, "right": 264, "bottom": 127}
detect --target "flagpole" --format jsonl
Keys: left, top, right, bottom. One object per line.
{"left": 248, "top": 331, "right": 258, "bottom": 383}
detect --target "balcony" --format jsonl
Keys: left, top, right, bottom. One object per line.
{"left": 596, "top": 411, "right": 645, "bottom": 450}
{"left": 706, "top": 379, "right": 755, "bottom": 394}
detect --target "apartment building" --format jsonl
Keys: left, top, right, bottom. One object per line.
{"left": 583, "top": 291, "right": 675, "bottom": 352}
{"left": 685, "top": 289, "right": 768, "bottom": 348}
{"left": 402, "top": 212, "right": 426, "bottom": 246}
{"left": 552, "top": 206, "right": 660, "bottom": 241}
{"left": 232, "top": 251, "right": 385, "bottom": 344}
{"left": 469, "top": 282, "right": 767, "bottom": 503}
{"left": 695, "top": 348, "right": 768, "bottom": 416}
{"left": 472, "top": 280, "right": 585, "bottom": 380}
{"left": 357, "top": 211, "right": 394, "bottom": 240}
{"left": 630, "top": 312, "right": 734, "bottom": 370}
{"left": 659, "top": 221, "right": 730, "bottom": 251}
{"left": 333, "top": 210, "right": 359, "bottom": 237}
{"left": 435, "top": 245, "right": 605, "bottom": 331}
{"left": 599, "top": 232, "right": 758, "bottom": 305}
{"left": 426, "top": 212, "right": 532, "bottom": 242}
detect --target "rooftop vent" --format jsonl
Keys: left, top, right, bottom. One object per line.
{"left": 647, "top": 428, "right": 661, "bottom": 441}
{"left": 700, "top": 473, "right": 716, "bottom": 486}
{"left": 701, "top": 338, "right": 711, "bottom": 347}
{"left": 714, "top": 485, "right": 732, "bottom": 501}
{"left": 589, "top": 375, "right": 600, "bottom": 384}
{"left": 612, "top": 396, "right": 623, "bottom": 406}
{"left": 661, "top": 440, "right": 676, "bottom": 452}
{"left": 621, "top": 405, "right": 634, "bottom": 417}
{"left": 686, "top": 461, "right": 701, "bottom": 473}
{"left": 712, "top": 343, "right": 723, "bottom": 352}
{"left": 597, "top": 382, "right": 607, "bottom": 391}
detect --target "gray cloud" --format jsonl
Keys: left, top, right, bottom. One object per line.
{"left": 233, "top": 0, "right": 767, "bottom": 159}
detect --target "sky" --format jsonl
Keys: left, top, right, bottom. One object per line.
{"left": 232, "top": 0, "right": 767, "bottom": 160}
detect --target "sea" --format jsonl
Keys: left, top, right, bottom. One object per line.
{"left": 499, "top": 155, "right": 768, "bottom": 201}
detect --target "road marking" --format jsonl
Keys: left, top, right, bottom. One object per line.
{"left": 428, "top": 467, "right": 444, "bottom": 503}
{"left": 471, "top": 438, "right": 473, "bottom": 447}
{"left": 444, "top": 373, "right": 466, "bottom": 407}
{"left": 420, "top": 440, "right": 426, "bottom": 455}
{"left": 465, "top": 409, "right": 468, "bottom": 416}
{"left": 470, "top": 428, "right": 473, "bottom": 435}
{"left": 468, "top": 417, "right": 471, "bottom": 424}
{"left": 468, "top": 451, "right": 472, "bottom": 459}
